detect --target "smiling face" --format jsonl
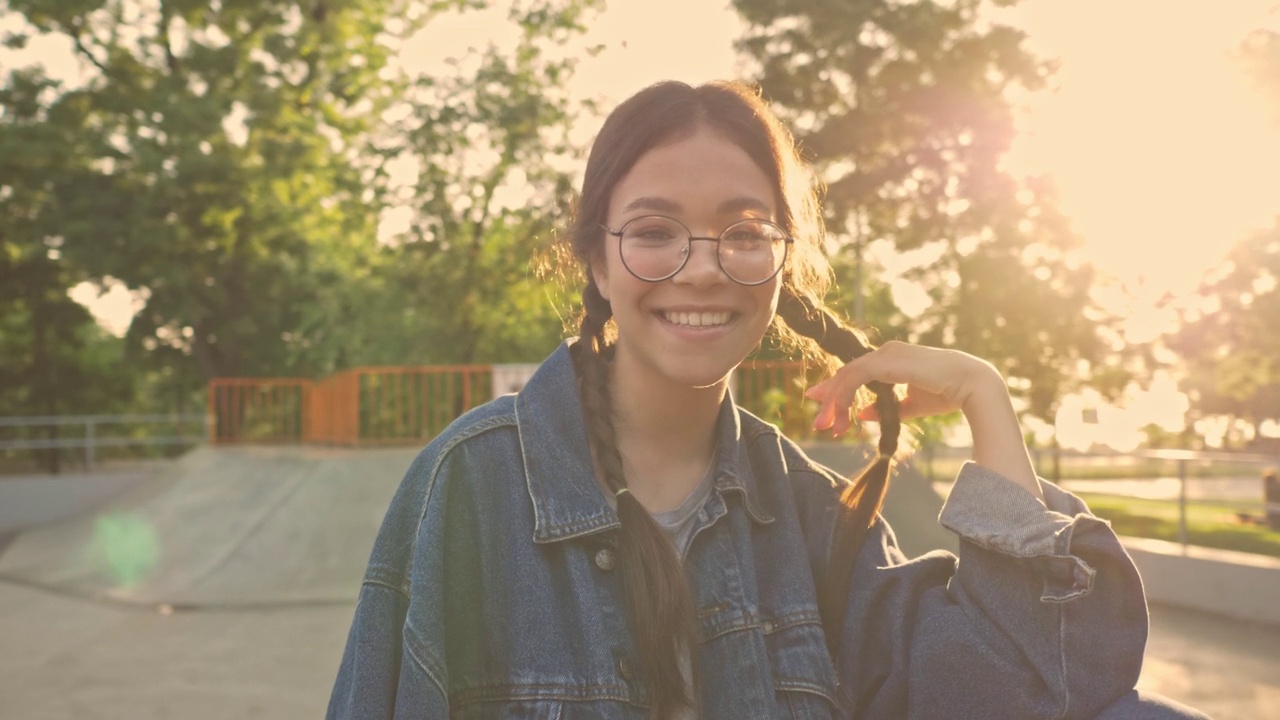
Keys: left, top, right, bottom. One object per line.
{"left": 592, "top": 126, "right": 782, "bottom": 393}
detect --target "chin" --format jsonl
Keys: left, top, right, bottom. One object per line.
{"left": 659, "top": 358, "right": 739, "bottom": 392}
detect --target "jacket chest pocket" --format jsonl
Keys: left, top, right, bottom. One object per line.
{"left": 698, "top": 612, "right": 841, "bottom": 719}
{"left": 762, "top": 618, "right": 841, "bottom": 719}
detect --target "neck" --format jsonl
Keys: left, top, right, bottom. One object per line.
{"left": 607, "top": 353, "right": 726, "bottom": 508}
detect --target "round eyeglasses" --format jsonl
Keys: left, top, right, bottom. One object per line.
{"left": 600, "top": 215, "right": 793, "bottom": 286}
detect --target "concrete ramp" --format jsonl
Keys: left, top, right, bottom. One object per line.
{"left": 0, "top": 445, "right": 416, "bottom": 608}
{"left": 0, "top": 441, "right": 954, "bottom": 610}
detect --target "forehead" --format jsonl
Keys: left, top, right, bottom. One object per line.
{"left": 607, "top": 128, "right": 777, "bottom": 221}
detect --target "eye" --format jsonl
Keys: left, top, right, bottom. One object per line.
{"left": 724, "top": 228, "right": 766, "bottom": 243}
{"left": 635, "top": 226, "right": 677, "bottom": 240}
{"left": 622, "top": 217, "right": 685, "bottom": 245}
{"left": 723, "top": 220, "right": 780, "bottom": 247}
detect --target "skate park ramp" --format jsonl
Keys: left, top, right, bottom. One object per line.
{"left": 0, "top": 445, "right": 418, "bottom": 608}
{"left": 0, "top": 443, "right": 955, "bottom": 610}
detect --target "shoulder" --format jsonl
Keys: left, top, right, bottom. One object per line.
{"left": 383, "top": 395, "right": 523, "bottom": 526}
{"left": 425, "top": 395, "right": 520, "bottom": 458}
{"left": 402, "top": 394, "right": 522, "bottom": 498}
{"left": 363, "top": 395, "right": 526, "bottom": 577}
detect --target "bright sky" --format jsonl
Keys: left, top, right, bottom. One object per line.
{"left": 6, "top": 0, "right": 1279, "bottom": 446}
{"left": 996, "top": 0, "right": 1280, "bottom": 348}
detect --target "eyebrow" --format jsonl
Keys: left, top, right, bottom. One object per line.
{"left": 621, "top": 196, "right": 773, "bottom": 216}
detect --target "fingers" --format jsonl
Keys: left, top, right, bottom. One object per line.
{"left": 806, "top": 360, "right": 873, "bottom": 436}
{"left": 804, "top": 341, "right": 973, "bottom": 434}
{"left": 856, "top": 388, "right": 947, "bottom": 423}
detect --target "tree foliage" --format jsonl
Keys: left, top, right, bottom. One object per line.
{"left": 732, "top": 0, "right": 1117, "bottom": 421}
{"left": 0, "top": 0, "right": 597, "bottom": 423}
{"left": 1, "top": 0, "right": 411, "bottom": 386}
{"left": 356, "top": 0, "right": 597, "bottom": 365}
{"left": 0, "top": 68, "right": 135, "bottom": 422}
{"left": 1167, "top": 27, "right": 1280, "bottom": 439}
{"left": 1170, "top": 222, "right": 1280, "bottom": 437}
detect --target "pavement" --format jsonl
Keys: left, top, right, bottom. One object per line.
{"left": 0, "top": 444, "right": 1276, "bottom": 719}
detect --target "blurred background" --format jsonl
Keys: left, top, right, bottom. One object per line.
{"left": 1, "top": 0, "right": 1278, "bottom": 718}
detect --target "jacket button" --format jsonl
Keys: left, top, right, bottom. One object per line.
{"left": 594, "top": 547, "right": 616, "bottom": 571}
{"left": 618, "top": 656, "right": 634, "bottom": 681}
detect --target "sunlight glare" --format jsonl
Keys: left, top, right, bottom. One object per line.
{"left": 570, "top": 0, "right": 743, "bottom": 106}
{"left": 1055, "top": 372, "right": 1190, "bottom": 452}
{"left": 68, "top": 279, "right": 151, "bottom": 338}
{"left": 999, "top": 0, "right": 1280, "bottom": 299}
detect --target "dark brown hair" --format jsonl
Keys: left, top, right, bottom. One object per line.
{"left": 569, "top": 80, "right": 901, "bottom": 717}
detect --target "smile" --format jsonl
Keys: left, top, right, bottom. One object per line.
{"left": 660, "top": 310, "right": 733, "bottom": 327}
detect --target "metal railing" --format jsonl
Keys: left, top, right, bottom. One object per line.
{"left": 1054, "top": 448, "right": 1280, "bottom": 548}
{"left": 0, "top": 414, "right": 208, "bottom": 472}
{"left": 207, "top": 379, "right": 312, "bottom": 444}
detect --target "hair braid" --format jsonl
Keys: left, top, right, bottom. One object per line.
{"left": 776, "top": 289, "right": 902, "bottom": 655}
{"left": 575, "top": 278, "right": 700, "bottom": 719}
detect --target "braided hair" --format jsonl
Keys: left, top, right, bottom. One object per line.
{"left": 775, "top": 290, "right": 901, "bottom": 654}
{"left": 575, "top": 277, "right": 702, "bottom": 718}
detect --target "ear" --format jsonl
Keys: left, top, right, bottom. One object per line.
{"left": 590, "top": 245, "right": 611, "bottom": 302}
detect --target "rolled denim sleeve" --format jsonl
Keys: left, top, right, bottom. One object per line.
{"left": 835, "top": 462, "right": 1148, "bottom": 720}
{"left": 939, "top": 462, "right": 1108, "bottom": 603}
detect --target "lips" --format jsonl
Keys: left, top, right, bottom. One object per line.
{"left": 660, "top": 310, "right": 733, "bottom": 327}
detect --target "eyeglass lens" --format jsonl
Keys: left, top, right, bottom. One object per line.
{"left": 618, "top": 216, "right": 787, "bottom": 285}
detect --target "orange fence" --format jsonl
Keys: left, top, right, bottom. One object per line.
{"left": 210, "top": 361, "right": 811, "bottom": 445}
{"left": 210, "top": 366, "right": 493, "bottom": 446}
{"left": 352, "top": 366, "right": 493, "bottom": 446}
{"left": 309, "top": 371, "right": 359, "bottom": 445}
{"left": 207, "top": 379, "right": 313, "bottom": 444}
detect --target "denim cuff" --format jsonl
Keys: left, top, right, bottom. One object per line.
{"left": 938, "top": 461, "right": 1102, "bottom": 602}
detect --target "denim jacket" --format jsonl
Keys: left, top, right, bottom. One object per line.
{"left": 327, "top": 341, "right": 1148, "bottom": 719}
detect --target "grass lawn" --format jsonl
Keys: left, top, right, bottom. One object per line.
{"left": 921, "top": 456, "right": 1270, "bottom": 482}
{"left": 913, "top": 450, "right": 1280, "bottom": 559}
{"left": 1075, "top": 493, "right": 1280, "bottom": 559}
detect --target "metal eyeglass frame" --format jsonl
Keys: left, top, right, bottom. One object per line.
{"left": 599, "top": 215, "right": 794, "bottom": 286}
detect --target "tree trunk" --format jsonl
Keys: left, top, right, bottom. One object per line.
{"left": 30, "top": 295, "right": 60, "bottom": 474}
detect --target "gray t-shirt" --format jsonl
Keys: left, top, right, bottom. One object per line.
{"left": 650, "top": 465, "right": 716, "bottom": 560}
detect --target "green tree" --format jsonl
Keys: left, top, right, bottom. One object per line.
{"left": 361, "top": 0, "right": 599, "bottom": 365}
{"left": 0, "top": 68, "right": 135, "bottom": 469}
{"left": 3, "top": 0, "right": 408, "bottom": 388}
{"left": 732, "top": 0, "right": 1119, "bottom": 423}
{"left": 1170, "top": 222, "right": 1280, "bottom": 444}
{"left": 1168, "top": 24, "right": 1280, "bottom": 445}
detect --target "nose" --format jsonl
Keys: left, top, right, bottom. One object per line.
{"left": 673, "top": 237, "right": 726, "bottom": 286}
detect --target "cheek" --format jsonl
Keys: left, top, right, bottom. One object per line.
{"left": 757, "top": 281, "right": 782, "bottom": 320}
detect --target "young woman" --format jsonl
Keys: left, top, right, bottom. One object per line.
{"left": 328, "top": 81, "right": 1206, "bottom": 719}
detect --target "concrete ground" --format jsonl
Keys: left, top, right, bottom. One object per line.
{"left": 1, "top": 445, "right": 1276, "bottom": 718}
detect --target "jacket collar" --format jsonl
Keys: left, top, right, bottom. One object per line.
{"left": 515, "top": 341, "right": 775, "bottom": 545}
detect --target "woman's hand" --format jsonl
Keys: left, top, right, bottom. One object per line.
{"left": 805, "top": 341, "right": 1041, "bottom": 497}
{"left": 805, "top": 341, "right": 999, "bottom": 434}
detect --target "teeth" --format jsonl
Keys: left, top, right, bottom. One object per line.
{"left": 663, "top": 311, "right": 731, "bottom": 327}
